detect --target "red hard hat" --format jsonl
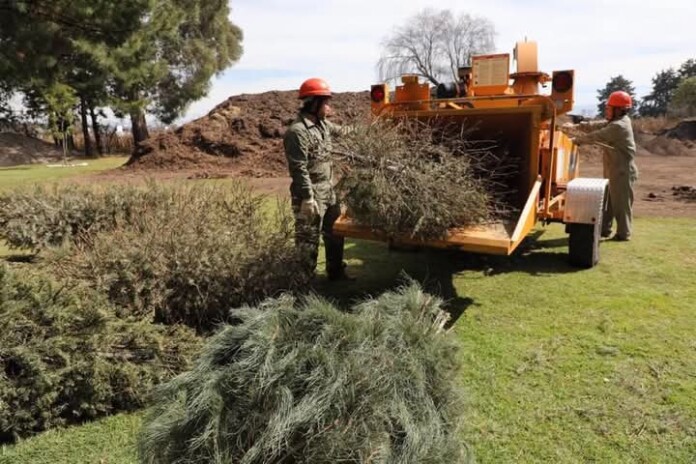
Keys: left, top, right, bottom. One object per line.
{"left": 298, "top": 78, "right": 332, "bottom": 99}
{"left": 607, "top": 90, "right": 632, "bottom": 109}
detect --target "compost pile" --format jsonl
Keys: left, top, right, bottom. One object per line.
{"left": 138, "top": 283, "right": 468, "bottom": 464}
{"left": 0, "top": 132, "right": 67, "bottom": 167}
{"left": 334, "top": 120, "right": 518, "bottom": 240}
{"left": 127, "top": 91, "right": 369, "bottom": 176}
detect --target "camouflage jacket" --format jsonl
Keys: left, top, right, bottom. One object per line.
{"left": 284, "top": 113, "right": 343, "bottom": 204}
{"left": 576, "top": 115, "right": 638, "bottom": 180}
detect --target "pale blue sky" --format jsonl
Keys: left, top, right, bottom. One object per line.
{"left": 183, "top": 0, "right": 695, "bottom": 121}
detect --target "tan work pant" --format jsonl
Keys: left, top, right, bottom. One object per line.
{"left": 602, "top": 156, "right": 635, "bottom": 239}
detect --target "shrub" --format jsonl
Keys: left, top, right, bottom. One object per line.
{"left": 49, "top": 183, "right": 309, "bottom": 330}
{"left": 0, "top": 265, "right": 201, "bottom": 442}
{"left": 138, "top": 283, "right": 469, "bottom": 464}
{"left": 669, "top": 77, "right": 696, "bottom": 117}
{"left": 0, "top": 183, "right": 172, "bottom": 252}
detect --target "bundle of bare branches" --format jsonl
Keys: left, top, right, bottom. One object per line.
{"left": 334, "top": 119, "right": 518, "bottom": 240}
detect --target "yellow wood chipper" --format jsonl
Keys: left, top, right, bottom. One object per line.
{"left": 333, "top": 40, "right": 609, "bottom": 267}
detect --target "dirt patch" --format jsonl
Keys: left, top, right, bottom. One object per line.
{"left": 126, "top": 90, "right": 370, "bottom": 176}
{"left": 0, "top": 132, "right": 68, "bottom": 167}
{"left": 581, "top": 154, "right": 696, "bottom": 218}
{"left": 671, "top": 185, "right": 696, "bottom": 202}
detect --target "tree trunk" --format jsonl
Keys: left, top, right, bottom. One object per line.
{"left": 80, "top": 96, "right": 94, "bottom": 157}
{"left": 130, "top": 108, "right": 149, "bottom": 145}
{"left": 89, "top": 103, "right": 104, "bottom": 155}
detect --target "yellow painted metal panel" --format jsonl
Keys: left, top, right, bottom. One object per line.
{"left": 332, "top": 217, "right": 516, "bottom": 255}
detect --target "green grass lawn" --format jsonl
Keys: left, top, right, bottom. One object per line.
{"left": 0, "top": 156, "right": 128, "bottom": 190}
{"left": 1, "top": 160, "right": 695, "bottom": 463}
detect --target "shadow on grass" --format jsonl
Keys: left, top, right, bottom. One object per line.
{"left": 313, "top": 230, "right": 582, "bottom": 327}
{"left": 3, "top": 253, "right": 37, "bottom": 263}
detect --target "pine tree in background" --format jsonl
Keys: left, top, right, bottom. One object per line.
{"left": 87, "top": 0, "right": 243, "bottom": 144}
{"left": 678, "top": 59, "right": 696, "bottom": 80}
{"left": 596, "top": 75, "right": 638, "bottom": 116}
{"left": 670, "top": 77, "right": 696, "bottom": 117}
{"left": 639, "top": 58, "right": 696, "bottom": 117}
{"left": 0, "top": 0, "right": 243, "bottom": 147}
{"left": 639, "top": 69, "right": 681, "bottom": 117}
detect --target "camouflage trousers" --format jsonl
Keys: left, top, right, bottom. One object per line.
{"left": 292, "top": 199, "right": 345, "bottom": 277}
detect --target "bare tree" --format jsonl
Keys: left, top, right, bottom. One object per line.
{"left": 378, "top": 9, "right": 496, "bottom": 85}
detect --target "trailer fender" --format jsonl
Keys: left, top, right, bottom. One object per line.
{"left": 563, "top": 178, "right": 609, "bottom": 225}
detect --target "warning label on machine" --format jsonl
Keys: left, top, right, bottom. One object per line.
{"left": 473, "top": 54, "right": 510, "bottom": 87}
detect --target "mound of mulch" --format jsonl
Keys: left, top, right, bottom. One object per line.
{"left": 126, "top": 91, "right": 370, "bottom": 176}
{"left": 0, "top": 132, "right": 67, "bottom": 167}
{"left": 638, "top": 118, "right": 696, "bottom": 156}
{"left": 664, "top": 119, "right": 696, "bottom": 142}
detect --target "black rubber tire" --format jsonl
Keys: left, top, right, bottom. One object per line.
{"left": 568, "top": 223, "right": 600, "bottom": 268}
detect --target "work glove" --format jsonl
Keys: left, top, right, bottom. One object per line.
{"left": 299, "top": 198, "right": 320, "bottom": 219}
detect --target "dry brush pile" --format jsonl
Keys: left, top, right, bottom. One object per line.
{"left": 0, "top": 184, "right": 172, "bottom": 252}
{"left": 45, "top": 184, "right": 309, "bottom": 329}
{"left": 1, "top": 182, "right": 473, "bottom": 455}
{"left": 0, "top": 182, "right": 311, "bottom": 441}
{"left": 0, "top": 183, "right": 310, "bottom": 330}
{"left": 334, "top": 120, "right": 519, "bottom": 240}
{"left": 138, "top": 283, "right": 469, "bottom": 464}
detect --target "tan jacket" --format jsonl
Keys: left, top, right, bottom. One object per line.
{"left": 575, "top": 115, "right": 638, "bottom": 180}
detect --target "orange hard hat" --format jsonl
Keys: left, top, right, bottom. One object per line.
{"left": 607, "top": 90, "right": 632, "bottom": 108}
{"left": 298, "top": 78, "right": 332, "bottom": 99}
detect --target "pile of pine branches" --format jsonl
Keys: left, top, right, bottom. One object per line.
{"left": 138, "top": 283, "right": 469, "bottom": 464}
{"left": 334, "top": 120, "right": 519, "bottom": 239}
{"left": 0, "top": 265, "right": 201, "bottom": 442}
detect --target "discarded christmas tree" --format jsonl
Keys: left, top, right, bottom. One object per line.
{"left": 138, "top": 283, "right": 470, "bottom": 464}
{"left": 0, "top": 265, "right": 201, "bottom": 442}
{"left": 334, "top": 120, "right": 518, "bottom": 240}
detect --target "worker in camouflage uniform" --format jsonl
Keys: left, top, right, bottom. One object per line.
{"left": 284, "top": 78, "right": 352, "bottom": 281}
{"left": 574, "top": 90, "right": 638, "bottom": 241}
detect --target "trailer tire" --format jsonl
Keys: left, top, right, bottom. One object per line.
{"left": 568, "top": 223, "right": 600, "bottom": 268}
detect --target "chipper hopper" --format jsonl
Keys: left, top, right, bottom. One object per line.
{"left": 333, "top": 41, "right": 609, "bottom": 267}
